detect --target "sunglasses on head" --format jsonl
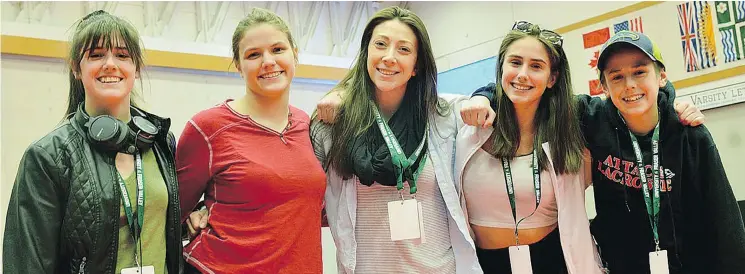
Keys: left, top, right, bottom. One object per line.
{"left": 512, "top": 21, "right": 563, "bottom": 47}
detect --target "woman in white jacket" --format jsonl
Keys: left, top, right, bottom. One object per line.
{"left": 310, "top": 6, "right": 481, "bottom": 274}
{"left": 453, "top": 22, "right": 604, "bottom": 274}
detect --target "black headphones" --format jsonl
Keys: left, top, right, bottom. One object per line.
{"left": 76, "top": 103, "right": 159, "bottom": 154}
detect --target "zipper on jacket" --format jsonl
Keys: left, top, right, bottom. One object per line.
{"left": 78, "top": 257, "right": 86, "bottom": 274}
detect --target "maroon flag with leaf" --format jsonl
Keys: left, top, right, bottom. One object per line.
{"left": 583, "top": 28, "right": 610, "bottom": 96}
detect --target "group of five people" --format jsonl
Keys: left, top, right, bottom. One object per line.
{"left": 4, "top": 6, "right": 744, "bottom": 274}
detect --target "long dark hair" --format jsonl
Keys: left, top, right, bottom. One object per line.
{"left": 64, "top": 10, "right": 145, "bottom": 118}
{"left": 488, "top": 26, "right": 585, "bottom": 174}
{"left": 313, "top": 6, "right": 447, "bottom": 176}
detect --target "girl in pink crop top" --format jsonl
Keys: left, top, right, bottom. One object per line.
{"left": 455, "top": 20, "right": 604, "bottom": 274}
{"left": 463, "top": 150, "right": 558, "bottom": 229}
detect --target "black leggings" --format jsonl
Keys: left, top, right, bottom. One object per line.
{"left": 476, "top": 227, "right": 568, "bottom": 274}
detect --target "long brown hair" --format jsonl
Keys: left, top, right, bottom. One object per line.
{"left": 488, "top": 26, "right": 585, "bottom": 174}
{"left": 312, "top": 6, "right": 448, "bottom": 176}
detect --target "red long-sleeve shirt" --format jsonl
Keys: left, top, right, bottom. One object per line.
{"left": 176, "top": 100, "right": 326, "bottom": 274}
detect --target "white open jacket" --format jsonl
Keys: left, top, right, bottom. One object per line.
{"left": 312, "top": 97, "right": 482, "bottom": 274}
{"left": 453, "top": 99, "right": 605, "bottom": 274}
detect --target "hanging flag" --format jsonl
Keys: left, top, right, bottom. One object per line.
{"left": 716, "top": 1, "right": 745, "bottom": 63}
{"left": 583, "top": 27, "right": 611, "bottom": 49}
{"left": 588, "top": 79, "right": 603, "bottom": 96}
{"left": 613, "top": 17, "right": 644, "bottom": 34}
{"left": 720, "top": 26, "right": 742, "bottom": 62}
{"left": 716, "top": 1, "right": 734, "bottom": 24}
{"left": 583, "top": 27, "right": 610, "bottom": 96}
{"left": 614, "top": 21, "right": 629, "bottom": 33}
{"left": 677, "top": 2, "right": 717, "bottom": 72}
{"left": 697, "top": 1, "right": 718, "bottom": 68}
{"left": 678, "top": 2, "right": 702, "bottom": 72}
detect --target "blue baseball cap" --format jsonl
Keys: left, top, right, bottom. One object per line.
{"left": 597, "top": 30, "right": 665, "bottom": 73}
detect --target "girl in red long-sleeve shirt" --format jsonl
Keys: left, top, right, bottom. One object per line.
{"left": 176, "top": 8, "right": 326, "bottom": 274}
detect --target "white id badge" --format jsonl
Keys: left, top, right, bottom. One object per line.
{"left": 121, "top": 265, "right": 155, "bottom": 274}
{"left": 387, "top": 199, "right": 421, "bottom": 241}
{"left": 649, "top": 250, "right": 670, "bottom": 274}
{"left": 508, "top": 245, "right": 533, "bottom": 274}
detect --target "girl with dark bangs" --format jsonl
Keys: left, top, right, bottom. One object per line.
{"left": 4, "top": 10, "right": 182, "bottom": 274}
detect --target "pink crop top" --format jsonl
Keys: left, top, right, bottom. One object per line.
{"left": 463, "top": 148, "right": 558, "bottom": 229}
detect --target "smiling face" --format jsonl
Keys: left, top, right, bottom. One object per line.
{"left": 500, "top": 36, "right": 556, "bottom": 108}
{"left": 77, "top": 36, "right": 138, "bottom": 109}
{"left": 602, "top": 46, "right": 666, "bottom": 118}
{"left": 235, "top": 23, "right": 297, "bottom": 98}
{"left": 366, "top": 19, "right": 419, "bottom": 96}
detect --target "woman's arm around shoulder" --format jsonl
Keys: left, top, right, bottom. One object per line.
{"left": 448, "top": 95, "right": 472, "bottom": 132}
{"left": 309, "top": 120, "right": 332, "bottom": 168}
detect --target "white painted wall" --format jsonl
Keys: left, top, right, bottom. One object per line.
{"left": 0, "top": 1, "right": 407, "bottom": 69}
{"left": 408, "top": 1, "right": 634, "bottom": 72}
{"left": 678, "top": 76, "right": 745, "bottom": 200}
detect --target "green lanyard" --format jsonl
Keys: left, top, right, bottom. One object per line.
{"left": 500, "top": 145, "right": 541, "bottom": 245}
{"left": 628, "top": 122, "right": 661, "bottom": 251}
{"left": 117, "top": 152, "right": 145, "bottom": 246}
{"left": 373, "top": 107, "right": 428, "bottom": 195}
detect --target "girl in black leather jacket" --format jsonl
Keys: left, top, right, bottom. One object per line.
{"left": 3, "top": 10, "right": 182, "bottom": 274}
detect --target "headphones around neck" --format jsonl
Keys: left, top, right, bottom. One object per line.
{"left": 78, "top": 104, "right": 159, "bottom": 154}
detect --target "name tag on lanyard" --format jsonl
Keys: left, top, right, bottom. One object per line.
{"left": 501, "top": 144, "right": 540, "bottom": 274}
{"left": 118, "top": 153, "right": 149, "bottom": 274}
{"left": 509, "top": 245, "right": 533, "bottom": 274}
{"left": 649, "top": 250, "right": 670, "bottom": 274}
{"left": 624, "top": 119, "right": 668, "bottom": 274}
{"left": 374, "top": 107, "right": 428, "bottom": 244}
{"left": 387, "top": 199, "right": 425, "bottom": 243}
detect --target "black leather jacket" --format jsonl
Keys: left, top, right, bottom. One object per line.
{"left": 3, "top": 107, "right": 183, "bottom": 274}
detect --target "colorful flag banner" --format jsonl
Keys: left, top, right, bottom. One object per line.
{"left": 716, "top": 1, "right": 745, "bottom": 63}
{"left": 613, "top": 17, "right": 644, "bottom": 34}
{"left": 583, "top": 27, "right": 611, "bottom": 96}
{"left": 677, "top": 1, "right": 718, "bottom": 72}
{"left": 583, "top": 28, "right": 611, "bottom": 49}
